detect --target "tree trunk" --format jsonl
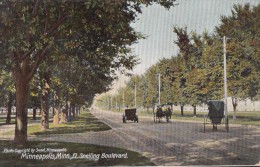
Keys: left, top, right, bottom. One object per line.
{"left": 181, "top": 105, "right": 184, "bottom": 116}
{"left": 68, "top": 102, "right": 72, "bottom": 120}
{"left": 40, "top": 91, "right": 49, "bottom": 130}
{"left": 14, "top": 74, "right": 29, "bottom": 145}
{"left": 193, "top": 105, "right": 196, "bottom": 117}
{"left": 74, "top": 105, "right": 77, "bottom": 116}
{"left": 76, "top": 105, "right": 79, "bottom": 116}
{"left": 53, "top": 107, "right": 59, "bottom": 127}
{"left": 52, "top": 107, "right": 55, "bottom": 116}
{"left": 40, "top": 72, "right": 50, "bottom": 130}
{"left": 6, "top": 91, "right": 13, "bottom": 124}
{"left": 232, "top": 97, "right": 238, "bottom": 120}
{"left": 71, "top": 104, "right": 75, "bottom": 117}
{"left": 32, "top": 107, "right": 37, "bottom": 120}
{"left": 79, "top": 105, "right": 82, "bottom": 115}
{"left": 65, "top": 100, "right": 70, "bottom": 122}
{"left": 60, "top": 108, "right": 67, "bottom": 123}
{"left": 77, "top": 105, "right": 81, "bottom": 115}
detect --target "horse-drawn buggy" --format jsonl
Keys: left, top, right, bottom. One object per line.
{"left": 203, "top": 100, "right": 227, "bottom": 132}
{"left": 123, "top": 108, "right": 138, "bottom": 123}
{"left": 154, "top": 104, "right": 172, "bottom": 123}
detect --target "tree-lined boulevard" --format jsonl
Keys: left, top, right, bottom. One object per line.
{"left": 0, "top": 0, "right": 260, "bottom": 166}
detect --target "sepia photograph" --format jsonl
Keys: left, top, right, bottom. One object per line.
{"left": 0, "top": 0, "right": 259, "bottom": 166}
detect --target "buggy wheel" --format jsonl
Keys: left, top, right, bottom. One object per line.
{"left": 135, "top": 115, "right": 138, "bottom": 123}
{"left": 226, "top": 117, "right": 229, "bottom": 133}
{"left": 166, "top": 116, "right": 169, "bottom": 123}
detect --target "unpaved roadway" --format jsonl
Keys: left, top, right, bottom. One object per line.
{"left": 87, "top": 108, "right": 260, "bottom": 165}
{"left": 1, "top": 108, "right": 260, "bottom": 165}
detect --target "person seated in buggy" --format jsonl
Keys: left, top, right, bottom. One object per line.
{"left": 154, "top": 104, "right": 172, "bottom": 123}
{"left": 156, "top": 106, "right": 163, "bottom": 117}
{"left": 167, "top": 106, "right": 172, "bottom": 118}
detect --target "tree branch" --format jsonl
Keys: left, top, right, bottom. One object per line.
{"left": 15, "top": 49, "right": 22, "bottom": 63}
{"left": 21, "top": 50, "right": 33, "bottom": 61}
{"left": 54, "top": 1, "right": 61, "bottom": 20}
{"left": 44, "top": 4, "right": 49, "bottom": 35}
{"left": 32, "top": 0, "right": 41, "bottom": 17}
{"left": 27, "top": 45, "right": 49, "bottom": 81}
{"left": 9, "top": 51, "right": 20, "bottom": 68}
{"left": 46, "top": 15, "right": 68, "bottom": 36}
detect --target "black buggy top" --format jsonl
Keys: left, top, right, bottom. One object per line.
{"left": 122, "top": 108, "right": 138, "bottom": 123}
{"left": 207, "top": 100, "right": 224, "bottom": 124}
{"left": 203, "top": 100, "right": 228, "bottom": 132}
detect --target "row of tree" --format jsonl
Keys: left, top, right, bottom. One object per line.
{"left": 97, "top": 4, "right": 260, "bottom": 118}
{"left": 0, "top": 0, "right": 177, "bottom": 145}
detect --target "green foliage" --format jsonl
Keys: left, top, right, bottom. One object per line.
{"left": 0, "top": 69, "right": 14, "bottom": 107}
{"left": 216, "top": 3, "right": 260, "bottom": 99}
{"left": 110, "top": 3, "right": 260, "bottom": 112}
{"left": 0, "top": 0, "right": 176, "bottom": 143}
{"left": 0, "top": 0, "right": 176, "bottom": 110}
{"left": 144, "top": 64, "right": 159, "bottom": 107}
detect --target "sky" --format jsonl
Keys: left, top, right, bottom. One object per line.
{"left": 110, "top": 0, "right": 260, "bottom": 94}
{"left": 132, "top": 0, "right": 260, "bottom": 74}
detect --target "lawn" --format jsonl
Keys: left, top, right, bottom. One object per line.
{"left": 0, "top": 114, "right": 40, "bottom": 125}
{"left": 2, "top": 110, "right": 111, "bottom": 136}
{"left": 31, "top": 111, "right": 111, "bottom": 135}
{"left": 0, "top": 115, "right": 16, "bottom": 125}
{"left": 0, "top": 140, "right": 154, "bottom": 167}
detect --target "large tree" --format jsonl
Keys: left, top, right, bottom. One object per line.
{"left": 173, "top": 27, "right": 192, "bottom": 115}
{"left": 216, "top": 4, "right": 260, "bottom": 119}
{"left": 144, "top": 64, "right": 160, "bottom": 112}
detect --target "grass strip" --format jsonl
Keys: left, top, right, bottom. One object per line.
{"left": 2, "top": 110, "right": 111, "bottom": 136}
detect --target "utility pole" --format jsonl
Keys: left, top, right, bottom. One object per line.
{"left": 223, "top": 36, "right": 229, "bottom": 132}
{"left": 107, "top": 97, "right": 109, "bottom": 110}
{"left": 134, "top": 83, "right": 137, "bottom": 108}
{"left": 157, "top": 73, "right": 161, "bottom": 105}
{"left": 116, "top": 95, "right": 117, "bottom": 110}
{"left": 123, "top": 89, "right": 125, "bottom": 109}
{"left": 110, "top": 96, "right": 112, "bottom": 112}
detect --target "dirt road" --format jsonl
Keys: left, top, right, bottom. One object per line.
{"left": 88, "top": 108, "right": 260, "bottom": 165}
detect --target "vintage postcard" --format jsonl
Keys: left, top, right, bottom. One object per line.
{"left": 0, "top": 0, "right": 259, "bottom": 166}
